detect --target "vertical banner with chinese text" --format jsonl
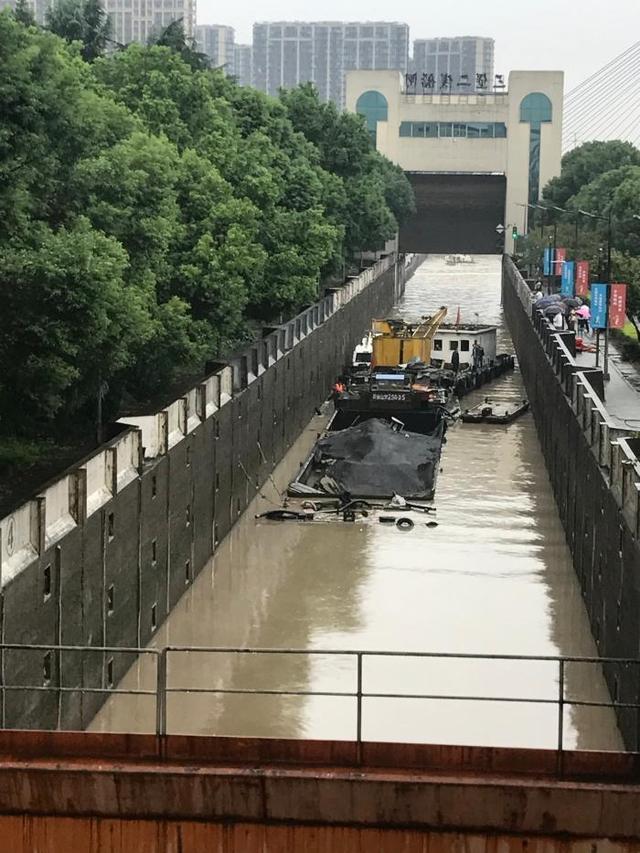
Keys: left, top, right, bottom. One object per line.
{"left": 553, "top": 248, "right": 566, "bottom": 275}
{"left": 560, "top": 261, "right": 575, "bottom": 296}
{"left": 590, "top": 283, "right": 608, "bottom": 329}
{"left": 609, "top": 284, "right": 627, "bottom": 329}
{"left": 575, "top": 261, "right": 590, "bottom": 297}
{"left": 543, "top": 247, "right": 553, "bottom": 276}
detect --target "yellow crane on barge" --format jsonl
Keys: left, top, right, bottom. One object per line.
{"left": 371, "top": 307, "right": 448, "bottom": 367}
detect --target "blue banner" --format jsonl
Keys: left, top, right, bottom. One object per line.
{"left": 543, "top": 247, "right": 553, "bottom": 276}
{"left": 590, "top": 283, "right": 608, "bottom": 329}
{"left": 561, "top": 261, "right": 575, "bottom": 296}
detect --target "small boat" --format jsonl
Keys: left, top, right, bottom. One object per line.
{"left": 461, "top": 399, "right": 529, "bottom": 425}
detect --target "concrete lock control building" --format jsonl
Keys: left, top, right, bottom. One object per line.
{"left": 346, "top": 70, "right": 564, "bottom": 254}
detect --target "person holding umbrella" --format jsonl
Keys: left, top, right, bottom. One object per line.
{"left": 577, "top": 304, "right": 590, "bottom": 336}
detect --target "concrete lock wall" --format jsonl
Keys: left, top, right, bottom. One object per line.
{"left": 0, "top": 253, "right": 415, "bottom": 731}
{"left": 2, "top": 732, "right": 640, "bottom": 849}
{"left": 502, "top": 258, "right": 640, "bottom": 749}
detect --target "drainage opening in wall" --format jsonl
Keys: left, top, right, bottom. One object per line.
{"left": 43, "top": 651, "right": 52, "bottom": 686}
{"left": 43, "top": 564, "right": 51, "bottom": 601}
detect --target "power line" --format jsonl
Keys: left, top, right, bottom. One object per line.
{"left": 564, "top": 40, "right": 640, "bottom": 103}
{"left": 562, "top": 42, "right": 640, "bottom": 152}
{"left": 563, "top": 45, "right": 640, "bottom": 130}
{"left": 563, "top": 74, "right": 640, "bottom": 141}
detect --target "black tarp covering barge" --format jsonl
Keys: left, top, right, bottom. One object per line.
{"left": 289, "top": 418, "right": 445, "bottom": 500}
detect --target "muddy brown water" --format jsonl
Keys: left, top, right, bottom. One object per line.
{"left": 91, "top": 256, "right": 623, "bottom": 750}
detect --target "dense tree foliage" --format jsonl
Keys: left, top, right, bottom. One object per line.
{"left": 46, "top": 0, "right": 111, "bottom": 61}
{"left": 542, "top": 140, "right": 640, "bottom": 211}
{"left": 0, "top": 12, "right": 414, "bottom": 441}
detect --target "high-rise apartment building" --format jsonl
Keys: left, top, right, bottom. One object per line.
{"left": 195, "top": 24, "right": 234, "bottom": 72}
{"left": 412, "top": 37, "right": 495, "bottom": 92}
{"left": 1, "top": 0, "right": 194, "bottom": 40}
{"left": 252, "top": 21, "right": 409, "bottom": 106}
{"left": 0, "top": 0, "right": 50, "bottom": 24}
{"left": 104, "top": 0, "right": 195, "bottom": 47}
{"left": 233, "top": 43, "right": 253, "bottom": 87}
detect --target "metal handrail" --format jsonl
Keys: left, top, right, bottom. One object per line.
{"left": 2, "top": 644, "right": 638, "bottom": 756}
{"left": 155, "top": 647, "right": 640, "bottom": 754}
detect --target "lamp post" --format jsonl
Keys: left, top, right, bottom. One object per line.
{"left": 578, "top": 208, "right": 612, "bottom": 380}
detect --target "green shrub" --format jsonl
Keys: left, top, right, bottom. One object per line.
{"left": 620, "top": 340, "right": 640, "bottom": 362}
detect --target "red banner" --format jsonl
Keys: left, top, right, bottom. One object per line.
{"left": 575, "top": 261, "right": 590, "bottom": 296}
{"left": 609, "top": 283, "right": 627, "bottom": 329}
{"left": 553, "top": 247, "right": 566, "bottom": 274}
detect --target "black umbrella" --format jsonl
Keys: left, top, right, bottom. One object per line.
{"left": 563, "top": 297, "right": 582, "bottom": 308}
{"left": 544, "top": 303, "right": 568, "bottom": 316}
{"left": 537, "top": 296, "right": 556, "bottom": 309}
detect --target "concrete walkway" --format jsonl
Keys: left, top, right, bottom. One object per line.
{"left": 575, "top": 336, "right": 640, "bottom": 430}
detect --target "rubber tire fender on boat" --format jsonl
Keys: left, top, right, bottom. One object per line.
{"left": 396, "top": 517, "right": 414, "bottom": 531}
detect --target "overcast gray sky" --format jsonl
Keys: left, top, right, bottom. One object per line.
{"left": 197, "top": 0, "right": 639, "bottom": 92}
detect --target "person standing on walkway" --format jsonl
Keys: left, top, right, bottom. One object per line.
{"left": 472, "top": 340, "right": 481, "bottom": 371}
{"left": 451, "top": 348, "right": 460, "bottom": 374}
{"left": 577, "top": 305, "right": 590, "bottom": 336}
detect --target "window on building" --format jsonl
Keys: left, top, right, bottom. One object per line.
{"left": 433, "top": 339, "right": 443, "bottom": 351}
{"left": 107, "top": 512, "right": 115, "bottom": 541}
{"left": 449, "top": 340, "right": 459, "bottom": 350}
{"left": 461, "top": 340, "right": 470, "bottom": 352}
{"left": 151, "top": 539, "right": 157, "bottom": 565}
{"left": 520, "top": 93, "right": 553, "bottom": 205}
{"left": 398, "top": 121, "right": 506, "bottom": 140}
{"left": 356, "top": 90, "right": 388, "bottom": 145}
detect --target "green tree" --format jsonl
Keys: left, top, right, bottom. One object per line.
{"left": 280, "top": 84, "right": 413, "bottom": 259}
{"left": 543, "top": 140, "right": 640, "bottom": 210}
{"left": 148, "top": 19, "right": 209, "bottom": 70}
{"left": 46, "top": 0, "right": 111, "bottom": 61}
{"left": 0, "top": 219, "right": 152, "bottom": 433}
{"left": 13, "top": 0, "right": 35, "bottom": 26}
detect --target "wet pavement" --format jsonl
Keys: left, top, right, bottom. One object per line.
{"left": 576, "top": 338, "right": 640, "bottom": 430}
{"left": 91, "top": 255, "right": 623, "bottom": 751}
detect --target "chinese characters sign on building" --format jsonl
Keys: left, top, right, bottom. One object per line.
{"left": 560, "top": 261, "right": 575, "bottom": 296}
{"left": 404, "top": 72, "right": 506, "bottom": 94}
{"left": 575, "top": 261, "right": 590, "bottom": 297}
{"left": 590, "top": 283, "right": 608, "bottom": 329}
{"left": 608, "top": 284, "right": 627, "bottom": 329}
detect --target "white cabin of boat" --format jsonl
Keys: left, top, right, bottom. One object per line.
{"left": 431, "top": 324, "right": 497, "bottom": 368}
